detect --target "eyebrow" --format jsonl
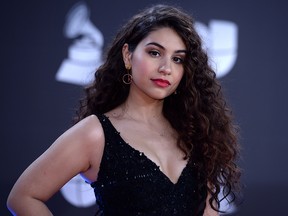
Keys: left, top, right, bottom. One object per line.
{"left": 145, "top": 42, "right": 187, "bottom": 54}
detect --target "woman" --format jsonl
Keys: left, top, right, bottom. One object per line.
{"left": 7, "top": 4, "right": 241, "bottom": 216}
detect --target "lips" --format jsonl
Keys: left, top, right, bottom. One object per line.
{"left": 151, "top": 79, "right": 171, "bottom": 87}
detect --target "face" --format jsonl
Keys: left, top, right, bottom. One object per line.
{"left": 122, "top": 27, "right": 186, "bottom": 101}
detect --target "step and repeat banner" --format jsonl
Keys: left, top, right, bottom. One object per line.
{"left": 2, "top": 0, "right": 287, "bottom": 215}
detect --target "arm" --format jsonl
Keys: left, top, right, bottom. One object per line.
{"left": 203, "top": 189, "right": 220, "bottom": 216}
{"left": 7, "top": 115, "right": 104, "bottom": 216}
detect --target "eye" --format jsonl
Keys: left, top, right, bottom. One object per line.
{"left": 173, "top": 56, "right": 184, "bottom": 64}
{"left": 148, "top": 50, "right": 160, "bottom": 57}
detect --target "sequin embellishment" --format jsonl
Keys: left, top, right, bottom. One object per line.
{"left": 90, "top": 114, "right": 207, "bottom": 216}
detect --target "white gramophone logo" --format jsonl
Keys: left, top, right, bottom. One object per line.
{"left": 59, "top": 1, "right": 102, "bottom": 207}
{"left": 55, "top": 3, "right": 238, "bottom": 86}
{"left": 55, "top": 2, "right": 104, "bottom": 86}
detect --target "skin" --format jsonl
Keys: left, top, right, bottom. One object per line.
{"left": 7, "top": 27, "right": 218, "bottom": 216}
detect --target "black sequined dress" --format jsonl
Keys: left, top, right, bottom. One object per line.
{"left": 90, "top": 114, "right": 207, "bottom": 216}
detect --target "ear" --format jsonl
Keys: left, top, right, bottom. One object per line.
{"left": 122, "top": 43, "right": 132, "bottom": 69}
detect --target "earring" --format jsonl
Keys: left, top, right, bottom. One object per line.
{"left": 122, "top": 65, "right": 132, "bottom": 84}
{"left": 173, "top": 90, "right": 179, "bottom": 96}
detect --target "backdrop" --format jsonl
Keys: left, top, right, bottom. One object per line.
{"left": 1, "top": 0, "right": 287, "bottom": 215}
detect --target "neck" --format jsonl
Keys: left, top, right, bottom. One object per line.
{"left": 121, "top": 93, "right": 165, "bottom": 123}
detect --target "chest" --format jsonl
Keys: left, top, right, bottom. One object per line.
{"left": 91, "top": 120, "right": 206, "bottom": 215}
{"left": 110, "top": 119, "right": 187, "bottom": 183}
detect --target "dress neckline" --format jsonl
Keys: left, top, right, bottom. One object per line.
{"left": 102, "top": 114, "right": 191, "bottom": 185}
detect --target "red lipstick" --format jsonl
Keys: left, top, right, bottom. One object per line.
{"left": 151, "top": 79, "right": 171, "bottom": 87}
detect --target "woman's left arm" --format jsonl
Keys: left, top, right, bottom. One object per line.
{"left": 203, "top": 192, "right": 220, "bottom": 216}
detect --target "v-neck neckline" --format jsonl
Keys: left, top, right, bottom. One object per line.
{"left": 103, "top": 114, "right": 190, "bottom": 185}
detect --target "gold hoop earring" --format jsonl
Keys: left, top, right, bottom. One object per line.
{"left": 123, "top": 65, "right": 132, "bottom": 84}
{"left": 122, "top": 74, "right": 132, "bottom": 84}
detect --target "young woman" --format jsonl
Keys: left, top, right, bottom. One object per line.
{"left": 7, "top": 4, "right": 241, "bottom": 216}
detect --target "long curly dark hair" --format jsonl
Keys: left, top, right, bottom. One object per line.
{"left": 75, "top": 4, "right": 241, "bottom": 213}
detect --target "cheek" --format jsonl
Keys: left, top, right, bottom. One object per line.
{"left": 131, "top": 54, "right": 151, "bottom": 76}
{"left": 175, "top": 70, "right": 184, "bottom": 84}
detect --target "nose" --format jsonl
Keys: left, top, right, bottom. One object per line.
{"left": 158, "top": 59, "right": 172, "bottom": 75}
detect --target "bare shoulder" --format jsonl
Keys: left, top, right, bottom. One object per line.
{"left": 45, "top": 114, "right": 105, "bottom": 174}
{"left": 66, "top": 114, "right": 105, "bottom": 182}
{"left": 41, "top": 114, "right": 106, "bottom": 182}
{"left": 70, "top": 115, "right": 103, "bottom": 136}
{"left": 62, "top": 115, "right": 104, "bottom": 147}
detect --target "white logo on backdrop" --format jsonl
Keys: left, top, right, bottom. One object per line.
{"left": 55, "top": 2, "right": 103, "bottom": 86}
{"left": 58, "top": 2, "right": 238, "bottom": 213}
{"left": 195, "top": 21, "right": 238, "bottom": 78}
{"left": 218, "top": 187, "right": 238, "bottom": 215}
{"left": 56, "top": 3, "right": 238, "bottom": 86}
{"left": 61, "top": 175, "right": 95, "bottom": 207}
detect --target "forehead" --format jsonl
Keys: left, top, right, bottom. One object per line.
{"left": 139, "top": 27, "right": 186, "bottom": 50}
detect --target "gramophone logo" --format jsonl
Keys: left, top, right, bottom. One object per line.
{"left": 55, "top": 2, "right": 104, "bottom": 86}
{"left": 56, "top": 5, "right": 238, "bottom": 86}
{"left": 55, "top": 3, "right": 238, "bottom": 86}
